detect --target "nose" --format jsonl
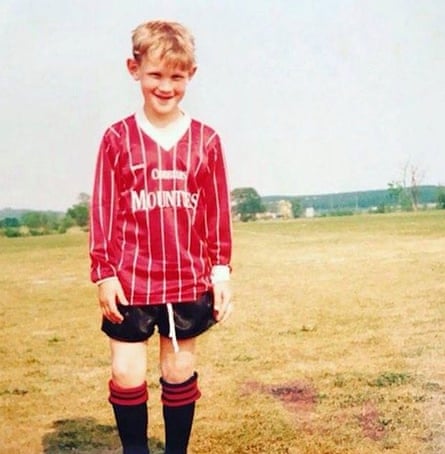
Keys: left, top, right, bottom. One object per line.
{"left": 158, "top": 78, "right": 173, "bottom": 92}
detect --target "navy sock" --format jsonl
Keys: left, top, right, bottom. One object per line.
{"left": 160, "top": 372, "right": 201, "bottom": 454}
{"left": 109, "top": 380, "right": 150, "bottom": 454}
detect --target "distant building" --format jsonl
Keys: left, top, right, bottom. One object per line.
{"left": 277, "top": 200, "right": 292, "bottom": 219}
{"left": 305, "top": 207, "right": 315, "bottom": 218}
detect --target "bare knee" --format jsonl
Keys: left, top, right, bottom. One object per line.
{"left": 110, "top": 340, "right": 147, "bottom": 387}
{"left": 160, "top": 336, "right": 196, "bottom": 383}
{"left": 160, "top": 351, "right": 195, "bottom": 383}
{"left": 112, "top": 360, "right": 146, "bottom": 387}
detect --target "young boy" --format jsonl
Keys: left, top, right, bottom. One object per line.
{"left": 89, "top": 20, "right": 232, "bottom": 454}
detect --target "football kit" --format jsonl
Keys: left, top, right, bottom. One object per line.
{"left": 90, "top": 111, "right": 232, "bottom": 305}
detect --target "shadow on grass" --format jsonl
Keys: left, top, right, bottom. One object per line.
{"left": 42, "top": 418, "right": 164, "bottom": 453}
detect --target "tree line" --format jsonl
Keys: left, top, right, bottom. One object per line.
{"left": 232, "top": 185, "right": 445, "bottom": 222}
{"left": 231, "top": 187, "right": 302, "bottom": 221}
{"left": 0, "top": 193, "right": 90, "bottom": 238}
{"left": 2, "top": 185, "right": 445, "bottom": 236}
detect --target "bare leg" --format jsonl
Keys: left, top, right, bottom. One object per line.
{"left": 109, "top": 339, "right": 149, "bottom": 454}
{"left": 159, "top": 336, "right": 200, "bottom": 454}
{"left": 110, "top": 339, "right": 147, "bottom": 386}
{"left": 159, "top": 336, "right": 196, "bottom": 383}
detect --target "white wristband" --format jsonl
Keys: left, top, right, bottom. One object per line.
{"left": 210, "top": 265, "right": 231, "bottom": 284}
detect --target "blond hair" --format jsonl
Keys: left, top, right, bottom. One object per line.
{"left": 131, "top": 20, "right": 196, "bottom": 71}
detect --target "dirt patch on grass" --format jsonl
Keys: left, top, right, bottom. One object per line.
{"left": 358, "top": 401, "right": 386, "bottom": 441}
{"left": 243, "top": 380, "right": 317, "bottom": 414}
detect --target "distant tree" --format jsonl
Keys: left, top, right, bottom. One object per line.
{"left": 437, "top": 187, "right": 445, "bottom": 209}
{"left": 22, "top": 211, "right": 50, "bottom": 230}
{"left": 21, "top": 211, "right": 61, "bottom": 234}
{"left": 58, "top": 216, "right": 76, "bottom": 234}
{"left": 77, "top": 192, "right": 91, "bottom": 205}
{"left": 0, "top": 217, "right": 20, "bottom": 228}
{"left": 387, "top": 181, "right": 412, "bottom": 211}
{"left": 387, "top": 181, "right": 403, "bottom": 210}
{"left": 407, "top": 164, "right": 424, "bottom": 211}
{"left": 66, "top": 193, "right": 90, "bottom": 227}
{"left": 290, "top": 198, "right": 303, "bottom": 218}
{"left": 231, "top": 187, "right": 265, "bottom": 222}
{"left": 4, "top": 227, "right": 21, "bottom": 238}
{"left": 389, "top": 162, "right": 425, "bottom": 211}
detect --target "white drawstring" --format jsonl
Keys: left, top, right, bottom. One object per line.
{"left": 166, "top": 303, "right": 180, "bottom": 353}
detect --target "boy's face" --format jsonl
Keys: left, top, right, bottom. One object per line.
{"left": 127, "top": 54, "right": 196, "bottom": 126}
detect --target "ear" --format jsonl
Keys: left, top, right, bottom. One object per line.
{"left": 188, "top": 66, "right": 198, "bottom": 80}
{"left": 127, "top": 58, "right": 140, "bottom": 81}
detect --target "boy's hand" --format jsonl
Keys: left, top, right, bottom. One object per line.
{"left": 213, "top": 281, "right": 233, "bottom": 323}
{"left": 98, "top": 278, "right": 129, "bottom": 324}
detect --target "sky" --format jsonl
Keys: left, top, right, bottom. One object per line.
{"left": 0, "top": 0, "right": 444, "bottom": 211}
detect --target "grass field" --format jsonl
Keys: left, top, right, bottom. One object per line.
{"left": 1, "top": 211, "right": 444, "bottom": 453}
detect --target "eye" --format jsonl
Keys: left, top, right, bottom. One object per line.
{"left": 172, "top": 74, "right": 185, "bottom": 81}
{"left": 148, "top": 72, "right": 162, "bottom": 79}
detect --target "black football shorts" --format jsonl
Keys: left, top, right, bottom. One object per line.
{"left": 101, "top": 291, "right": 217, "bottom": 342}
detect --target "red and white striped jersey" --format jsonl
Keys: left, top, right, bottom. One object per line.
{"left": 89, "top": 113, "right": 232, "bottom": 305}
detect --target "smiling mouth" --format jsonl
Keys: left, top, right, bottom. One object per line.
{"left": 155, "top": 93, "right": 174, "bottom": 101}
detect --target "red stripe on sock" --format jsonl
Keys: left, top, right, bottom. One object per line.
{"left": 108, "top": 380, "right": 148, "bottom": 406}
{"left": 161, "top": 373, "right": 201, "bottom": 407}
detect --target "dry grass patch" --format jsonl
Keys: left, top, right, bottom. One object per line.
{"left": 1, "top": 211, "right": 445, "bottom": 453}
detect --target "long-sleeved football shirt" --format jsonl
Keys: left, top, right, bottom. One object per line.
{"left": 89, "top": 112, "right": 232, "bottom": 305}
